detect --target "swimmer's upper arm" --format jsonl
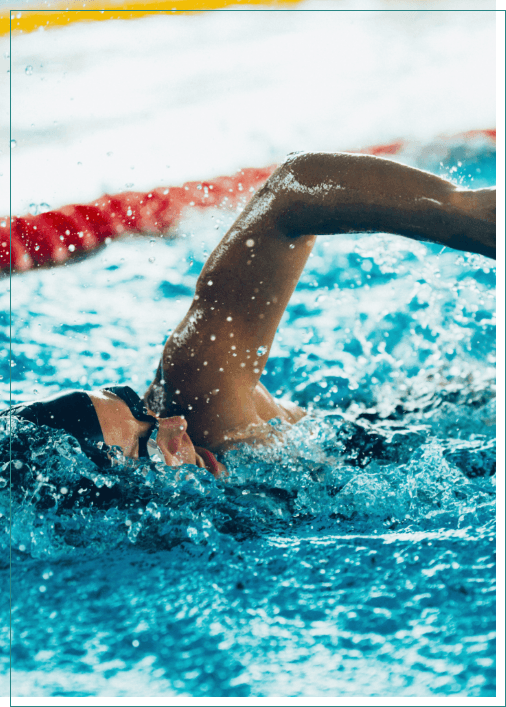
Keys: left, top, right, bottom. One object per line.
{"left": 188, "top": 160, "right": 318, "bottom": 388}
{"left": 155, "top": 158, "right": 315, "bottom": 437}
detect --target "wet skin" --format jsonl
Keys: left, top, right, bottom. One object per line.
{"left": 90, "top": 152, "right": 495, "bottom": 477}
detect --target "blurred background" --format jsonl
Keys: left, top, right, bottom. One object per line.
{"left": 1, "top": 1, "right": 497, "bottom": 218}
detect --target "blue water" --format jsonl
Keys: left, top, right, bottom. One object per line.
{"left": 0, "top": 145, "right": 496, "bottom": 697}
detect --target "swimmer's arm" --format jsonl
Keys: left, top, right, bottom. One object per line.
{"left": 191, "top": 151, "right": 495, "bottom": 362}
{"left": 152, "top": 152, "right": 495, "bottom": 433}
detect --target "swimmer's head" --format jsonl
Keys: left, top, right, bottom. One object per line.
{"left": 90, "top": 393, "right": 224, "bottom": 476}
{"left": 3, "top": 386, "right": 224, "bottom": 476}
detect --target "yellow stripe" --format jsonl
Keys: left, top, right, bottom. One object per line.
{"left": 2, "top": 1, "right": 306, "bottom": 38}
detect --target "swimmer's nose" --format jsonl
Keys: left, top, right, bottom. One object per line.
{"left": 157, "top": 416, "right": 188, "bottom": 455}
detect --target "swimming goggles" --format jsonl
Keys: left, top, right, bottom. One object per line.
{"left": 145, "top": 423, "right": 162, "bottom": 460}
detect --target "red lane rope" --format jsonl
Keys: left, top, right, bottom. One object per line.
{"left": 2, "top": 129, "right": 496, "bottom": 273}
{"left": 2, "top": 166, "right": 275, "bottom": 272}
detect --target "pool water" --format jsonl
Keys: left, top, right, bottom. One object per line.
{"left": 0, "top": 145, "right": 496, "bottom": 697}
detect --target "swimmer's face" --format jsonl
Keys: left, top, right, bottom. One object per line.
{"left": 89, "top": 391, "right": 223, "bottom": 477}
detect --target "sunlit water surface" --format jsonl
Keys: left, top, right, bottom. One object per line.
{"left": 0, "top": 146, "right": 496, "bottom": 697}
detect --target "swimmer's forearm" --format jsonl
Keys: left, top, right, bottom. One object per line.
{"left": 269, "top": 152, "right": 495, "bottom": 259}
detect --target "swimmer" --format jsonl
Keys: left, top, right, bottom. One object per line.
{"left": 3, "top": 152, "right": 496, "bottom": 478}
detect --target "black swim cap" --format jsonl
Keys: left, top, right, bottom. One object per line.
{"left": 1, "top": 390, "right": 106, "bottom": 466}
{"left": 1, "top": 385, "right": 156, "bottom": 466}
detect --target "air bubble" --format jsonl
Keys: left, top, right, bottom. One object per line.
{"left": 256, "top": 346, "right": 267, "bottom": 356}
{"left": 29, "top": 203, "right": 38, "bottom": 215}
{"left": 39, "top": 203, "right": 50, "bottom": 213}
{"left": 10, "top": 140, "right": 16, "bottom": 149}
{"left": 25, "top": 65, "right": 33, "bottom": 75}
{"left": 246, "top": 239, "right": 255, "bottom": 248}
{"left": 210, "top": 335, "right": 216, "bottom": 341}
{"left": 149, "top": 257, "right": 155, "bottom": 263}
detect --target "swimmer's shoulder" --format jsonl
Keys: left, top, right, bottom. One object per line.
{"left": 202, "top": 383, "right": 305, "bottom": 453}
{"left": 253, "top": 381, "right": 305, "bottom": 425}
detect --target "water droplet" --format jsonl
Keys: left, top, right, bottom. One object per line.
{"left": 207, "top": 280, "right": 213, "bottom": 286}
{"left": 226, "top": 316, "right": 232, "bottom": 322}
{"left": 10, "top": 139, "right": 16, "bottom": 149}
{"left": 148, "top": 257, "right": 155, "bottom": 263}
{"left": 25, "top": 65, "right": 33, "bottom": 75}
{"left": 0, "top": 221, "right": 6, "bottom": 228}
{"left": 210, "top": 335, "right": 216, "bottom": 341}
{"left": 246, "top": 238, "right": 255, "bottom": 248}
{"left": 256, "top": 346, "right": 267, "bottom": 356}
{"left": 132, "top": 640, "right": 139, "bottom": 647}
{"left": 68, "top": 244, "right": 75, "bottom": 252}
{"left": 33, "top": 388, "right": 39, "bottom": 395}
{"left": 29, "top": 203, "right": 38, "bottom": 215}
{"left": 289, "top": 244, "right": 295, "bottom": 249}
{"left": 126, "top": 208, "right": 132, "bottom": 216}
{"left": 39, "top": 585, "right": 46, "bottom": 593}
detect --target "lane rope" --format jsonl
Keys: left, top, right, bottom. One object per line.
{"left": 2, "top": 2, "right": 306, "bottom": 38}
{"left": 3, "top": 129, "right": 495, "bottom": 274}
